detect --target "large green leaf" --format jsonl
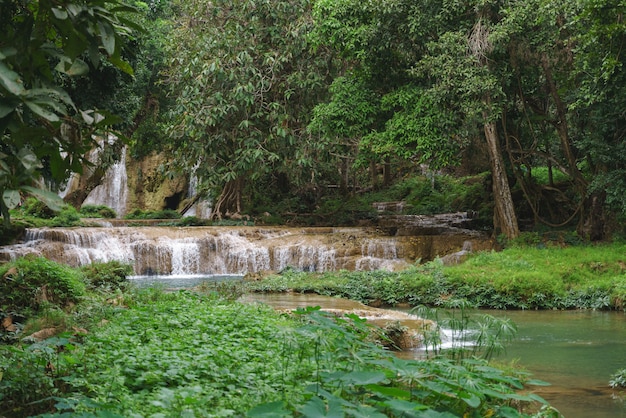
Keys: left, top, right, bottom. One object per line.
{"left": 2, "top": 190, "right": 21, "bottom": 209}
{"left": 17, "top": 148, "right": 41, "bottom": 172}
{"left": 98, "top": 21, "right": 116, "bottom": 55}
{"left": 0, "top": 61, "right": 25, "bottom": 95}
{"left": 299, "top": 396, "right": 344, "bottom": 418}
{"left": 246, "top": 401, "right": 291, "bottom": 418}
{"left": 0, "top": 99, "right": 18, "bottom": 118}
{"left": 24, "top": 100, "right": 60, "bottom": 122}
{"left": 22, "top": 186, "right": 64, "bottom": 212}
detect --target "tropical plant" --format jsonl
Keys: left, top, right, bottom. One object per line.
{"left": 610, "top": 368, "right": 626, "bottom": 389}
{"left": 162, "top": 0, "right": 334, "bottom": 219}
{"left": 0, "top": 0, "right": 138, "bottom": 227}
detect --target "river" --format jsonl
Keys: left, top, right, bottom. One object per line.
{"left": 243, "top": 293, "right": 626, "bottom": 418}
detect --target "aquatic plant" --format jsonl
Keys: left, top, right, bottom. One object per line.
{"left": 610, "top": 368, "right": 626, "bottom": 388}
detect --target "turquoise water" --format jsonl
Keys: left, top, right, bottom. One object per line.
{"left": 129, "top": 274, "right": 242, "bottom": 288}
{"left": 244, "top": 293, "right": 626, "bottom": 417}
{"left": 489, "top": 309, "right": 626, "bottom": 418}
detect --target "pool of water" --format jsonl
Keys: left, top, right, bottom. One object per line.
{"left": 244, "top": 293, "right": 626, "bottom": 418}
{"left": 129, "top": 274, "right": 242, "bottom": 288}
{"left": 489, "top": 309, "right": 626, "bottom": 418}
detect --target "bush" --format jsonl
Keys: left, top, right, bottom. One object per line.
{"left": 50, "top": 205, "right": 82, "bottom": 226}
{"left": 21, "top": 197, "right": 56, "bottom": 219}
{"left": 0, "top": 257, "right": 85, "bottom": 316}
{"left": 80, "top": 204, "right": 117, "bottom": 218}
{"left": 80, "top": 261, "right": 133, "bottom": 291}
{"left": 124, "top": 208, "right": 181, "bottom": 219}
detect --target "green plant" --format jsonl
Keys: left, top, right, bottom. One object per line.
{"left": 80, "top": 261, "right": 133, "bottom": 292}
{"left": 50, "top": 205, "right": 82, "bottom": 227}
{"left": 124, "top": 209, "right": 181, "bottom": 220}
{"left": 21, "top": 197, "right": 57, "bottom": 219}
{"left": 0, "top": 257, "right": 85, "bottom": 317}
{"left": 79, "top": 205, "right": 117, "bottom": 219}
{"left": 610, "top": 369, "right": 626, "bottom": 388}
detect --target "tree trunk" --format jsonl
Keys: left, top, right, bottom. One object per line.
{"left": 211, "top": 178, "right": 243, "bottom": 220}
{"left": 484, "top": 117, "right": 519, "bottom": 239}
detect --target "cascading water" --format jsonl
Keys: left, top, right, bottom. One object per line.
{"left": 82, "top": 145, "right": 128, "bottom": 218}
{"left": 0, "top": 226, "right": 430, "bottom": 275}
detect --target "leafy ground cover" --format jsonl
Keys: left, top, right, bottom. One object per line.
{"left": 0, "top": 259, "right": 559, "bottom": 417}
{"left": 246, "top": 242, "right": 626, "bottom": 310}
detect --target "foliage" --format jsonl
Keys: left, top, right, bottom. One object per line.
{"left": 0, "top": 257, "right": 85, "bottom": 317}
{"left": 79, "top": 205, "right": 117, "bottom": 219}
{"left": 124, "top": 208, "right": 180, "bottom": 219}
{"left": 0, "top": 0, "right": 138, "bottom": 227}
{"left": 80, "top": 261, "right": 133, "bottom": 292}
{"left": 162, "top": 0, "right": 334, "bottom": 218}
{"left": 610, "top": 369, "right": 626, "bottom": 389}
{"left": 0, "top": 288, "right": 552, "bottom": 417}
{"left": 247, "top": 243, "right": 626, "bottom": 311}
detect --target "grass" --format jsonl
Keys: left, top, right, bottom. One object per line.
{"left": 247, "top": 243, "right": 626, "bottom": 311}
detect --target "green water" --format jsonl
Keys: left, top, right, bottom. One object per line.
{"left": 490, "top": 309, "right": 626, "bottom": 418}
{"left": 243, "top": 293, "right": 626, "bottom": 417}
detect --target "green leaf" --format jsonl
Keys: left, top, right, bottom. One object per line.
{"left": 56, "top": 58, "right": 90, "bottom": 76}
{"left": 299, "top": 396, "right": 343, "bottom": 418}
{"left": 108, "top": 54, "right": 134, "bottom": 76}
{"left": 0, "top": 61, "right": 25, "bottom": 95}
{"left": 0, "top": 99, "right": 18, "bottom": 118}
{"left": 2, "top": 190, "right": 21, "bottom": 209}
{"left": 338, "top": 371, "right": 387, "bottom": 386}
{"left": 247, "top": 401, "right": 291, "bottom": 418}
{"left": 98, "top": 21, "right": 116, "bottom": 55}
{"left": 22, "top": 186, "right": 64, "bottom": 212}
{"left": 526, "top": 379, "right": 551, "bottom": 386}
{"left": 24, "top": 100, "right": 60, "bottom": 122}
{"left": 458, "top": 390, "right": 481, "bottom": 408}
{"left": 51, "top": 7, "right": 69, "bottom": 19}
{"left": 17, "top": 148, "right": 41, "bottom": 172}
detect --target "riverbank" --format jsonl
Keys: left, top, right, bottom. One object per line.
{"left": 246, "top": 242, "right": 626, "bottom": 310}
{"left": 0, "top": 278, "right": 551, "bottom": 417}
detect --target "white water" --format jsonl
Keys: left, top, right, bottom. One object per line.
{"left": 82, "top": 145, "right": 128, "bottom": 218}
{"left": 0, "top": 227, "right": 416, "bottom": 276}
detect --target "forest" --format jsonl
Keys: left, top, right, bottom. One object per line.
{"left": 1, "top": 0, "right": 625, "bottom": 241}
{"left": 2, "top": 2, "right": 626, "bottom": 416}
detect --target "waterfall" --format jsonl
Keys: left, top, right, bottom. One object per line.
{"left": 0, "top": 226, "right": 420, "bottom": 275}
{"left": 83, "top": 145, "right": 128, "bottom": 217}
{"left": 182, "top": 163, "right": 212, "bottom": 219}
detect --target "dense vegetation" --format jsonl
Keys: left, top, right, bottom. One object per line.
{"left": 3, "top": 0, "right": 626, "bottom": 241}
{"left": 247, "top": 240, "right": 626, "bottom": 311}
{"left": 0, "top": 257, "right": 564, "bottom": 417}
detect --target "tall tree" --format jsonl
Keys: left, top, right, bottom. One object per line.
{"left": 0, "top": 0, "right": 138, "bottom": 226}
{"left": 162, "top": 0, "right": 332, "bottom": 219}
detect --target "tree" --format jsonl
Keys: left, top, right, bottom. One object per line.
{"left": 0, "top": 0, "right": 138, "bottom": 227}
{"left": 162, "top": 0, "right": 333, "bottom": 219}
{"left": 311, "top": 0, "right": 521, "bottom": 237}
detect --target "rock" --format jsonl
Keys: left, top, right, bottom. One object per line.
{"left": 1, "top": 316, "right": 17, "bottom": 332}
{"left": 22, "top": 327, "right": 58, "bottom": 343}
{"left": 440, "top": 240, "right": 473, "bottom": 266}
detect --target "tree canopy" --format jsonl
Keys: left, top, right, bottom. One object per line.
{"left": 0, "top": 0, "right": 139, "bottom": 226}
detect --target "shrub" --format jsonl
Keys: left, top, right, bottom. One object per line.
{"left": 80, "top": 204, "right": 117, "bottom": 218}
{"left": 50, "top": 205, "right": 82, "bottom": 226}
{"left": 80, "top": 261, "right": 133, "bottom": 292}
{"left": 21, "top": 197, "right": 56, "bottom": 219}
{"left": 0, "top": 257, "right": 85, "bottom": 316}
{"left": 124, "top": 209, "right": 181, "bottom": 219}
